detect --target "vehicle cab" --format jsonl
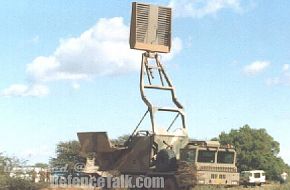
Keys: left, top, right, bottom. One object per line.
{"left": 180, "top": 141, "right": 240, "bottom": 186}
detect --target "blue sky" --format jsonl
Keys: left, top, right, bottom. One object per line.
{"left": 1, "top": 0, "right": 290, "bottom": 165}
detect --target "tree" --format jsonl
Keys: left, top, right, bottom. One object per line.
{"left": 0, "top": 153, "right": 48, "bottom": 190}
{"left": 0, "top": 153, "right": 10, "bottom": 188}
{"left": 50, "top": 141, "right": 85, "bottom": 173}
{"left": 215, "top": 125, "right": 290, "bottom": 180}
{"left": 34, "top": 163, "right": 48, "bottom": 168}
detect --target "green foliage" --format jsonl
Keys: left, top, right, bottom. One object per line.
{"left": 111, "top": 134, "right": 130, "bottom": 145}
{"left": 216, "top": 125, "right": 289, "bottom": 180}
{"left": 0, "top": 175, "right": 9, "bottom": 189}
{"left": 50, "top": 140, "right": 85, "bottom": 172}
{"left": 1, "top": 153, "right": 48, "bottom": 190}
{"left": 3, "top": 178, "right": 48, "bottom": 190}
{"left": 34, "top": 163, "right": 48, "bottom": 168}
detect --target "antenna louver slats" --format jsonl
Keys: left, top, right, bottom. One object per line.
{"left": 136, "top": 4, "right": 149, "bottom": 43}
{"left": 130, "top": 2, "right": 171, "bottom": 53}
{"left": 158, "top": 7, "right": 171, "bottom": 47}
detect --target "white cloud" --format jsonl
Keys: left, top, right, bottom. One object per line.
{"left": 243, "top": 61, "right": 270, "bottom": 75}
{"left": 1, "top": 84, "right": 49, "bottom": 97}
{"left": 283, "top": 64, "right": 289, "bottom": 72}
{"left": 72, "top": 82, "right": 80, "bottom": 90}
{"left": 2, "top": 17, "right": 182, "bottom": 97}
{"left": 169, "top": 0, "right": 242, "bottom": 18}
{"left": 27, "top": 17, "right": 182, "bottom": 83}
{"left": 161, "top": 37, "right": 183, "bottom": 61}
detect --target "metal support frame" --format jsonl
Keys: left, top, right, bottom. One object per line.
{"left": 138, "top": 51, "right": 186, "bottom": 134}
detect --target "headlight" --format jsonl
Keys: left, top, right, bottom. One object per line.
{"left": 231, "top": 181, "right": 238, "bottom": 185}
{"left": 198, "top": 180, "right": 205, "bottom": 184}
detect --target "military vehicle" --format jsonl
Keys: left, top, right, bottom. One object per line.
{"left": 78, "top": 2, "right": 239, "bottom": 189}
{"left": 181, "top": 141, "right": 239, "bottom": 186}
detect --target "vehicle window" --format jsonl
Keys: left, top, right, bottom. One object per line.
{"left": 262, "top": 172, "right": 265, "bottom": 176}
{"left": 211, "top": 174, "right": 218, "bottom": 179}
{"left": 254, "top": 173, "right": 261, "bottom": 178}
{"left": 219, "top": 174, "right": 226, "bottom": 179}
{"left": 197, "top": 150, "right": 216, "bottom": 163}
{"left": 180, "top": 149, "right": 196, "bottom": 162}
{"left": 217, "top": 151, "right": 234, "bottom": 164}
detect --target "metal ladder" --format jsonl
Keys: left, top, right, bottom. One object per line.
{"left": 138, "top": 51, "right": 186, "bottom": 134}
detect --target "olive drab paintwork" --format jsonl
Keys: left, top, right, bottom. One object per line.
{"left": 77, "top": 2, "right": 239, "bottom": 188}
{"left": 77, "top": 131, "right": 188, "bottom": 173}
{"left": 180, "top": 141, "right": 240, "bottom": 186}
{"left": 78, "top": 48, "right": 189, "bottom": 175}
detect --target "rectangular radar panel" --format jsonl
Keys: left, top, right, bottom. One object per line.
{"left": 130, "top": 2, "right": 172, "bottom": 53}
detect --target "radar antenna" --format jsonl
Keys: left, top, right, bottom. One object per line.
{"left": 130, "top": 2, "right": 186, "bottom": 135}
